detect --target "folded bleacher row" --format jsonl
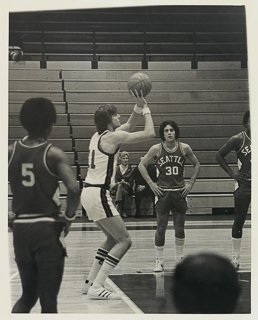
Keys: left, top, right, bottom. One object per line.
{"left": 8, "top": 60, "right": 250, "bottom": 216}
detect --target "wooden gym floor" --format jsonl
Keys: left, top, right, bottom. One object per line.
{"left": 8, "top": 215, "right": 251, "bottom": 314}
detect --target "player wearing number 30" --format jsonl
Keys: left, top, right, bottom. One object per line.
{"left": 139, "top": 120, "right": 200, "bottom": 272}
{"left": 80, "top": 90, "right": 155, "bottom": 300}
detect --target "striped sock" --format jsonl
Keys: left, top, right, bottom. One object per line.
{"left": 87, "top": 248, "right": 109, "bottom": 282}
{"left": 93, "top": 254, "right": 120, "bottom": 287}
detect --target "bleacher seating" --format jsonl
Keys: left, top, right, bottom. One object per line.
{"left": 8, "top": 4, "right": 249, "bottom": 217}
{"left": 8, "top": 61, "right": 249, "bottom": 216}
{"left": 9, "top": 6, "right": 247, "bottom": 67}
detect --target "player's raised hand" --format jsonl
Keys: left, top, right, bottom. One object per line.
{"left": 130, "top": 89, "right": 147, "bottom": 108}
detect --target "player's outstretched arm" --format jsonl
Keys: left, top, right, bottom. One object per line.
{"left": 117, "top": 89, "right": 147, "bottom": 132}
{"left": 47, "top": 146, "right": 81, "bottom": 235}
{"left": 104, "top": 105, "right": 155, "bottom": 151}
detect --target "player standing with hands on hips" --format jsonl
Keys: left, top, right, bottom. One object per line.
{"left": 8, "top": 98, "right": 81, "bottom": 313}
{"left": 81, "top": 90, "right": 155, "bottom": 299}
{"left": 139, "top": 120, "right": 200, "bottom": 272}
{"left": 216, "top": 110, "right": 251, "bottom": 270}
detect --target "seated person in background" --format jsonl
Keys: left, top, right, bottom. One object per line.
{"left": 111, "top": 151, "right": 134, "bottom": 218}
{"left": 172, "top": 253, "right": 240, "bottom": 314}
{"left": 133, "top": 156, "right": 157, "bottom": 218}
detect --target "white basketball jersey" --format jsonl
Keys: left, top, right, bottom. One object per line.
{"left": 85, "top": 131, "right": 120, "bottom": 189}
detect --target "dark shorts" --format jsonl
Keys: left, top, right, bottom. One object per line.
{"left": 156, "top": 190, "right": 188, "bottom": 214}
{"left": 234, "top": 183, "right": 251, "bottom": 200}
{"left": 12, "top": 221, "right": 67, "bottom": 263}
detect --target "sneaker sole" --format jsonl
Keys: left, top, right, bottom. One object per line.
{"left": 87, "top": 288, "right": 121, "bottom": 300}
{"left": 82, "top": 282, "right": 113, "bottom": 295}
{"left": 87, "top": 293, "right": 121, "bottom": 300}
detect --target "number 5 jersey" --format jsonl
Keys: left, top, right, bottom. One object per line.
{"left": 8, "top": 139, "right": 61, "bottom": 216}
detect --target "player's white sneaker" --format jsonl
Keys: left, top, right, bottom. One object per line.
{"left": 175, "top": 256, "right": 184, "bottom": 265}
{"left": 231, "top": 254, "right": 240, "bottom": 270}
{"left": 82, "top": 280, "right": 113, "bottom": 295}
{"left": 87, "top": 284, "right": 121, "bottom": 300}
{"left": 153, "top": 258, "right": 164, "bottom": 272}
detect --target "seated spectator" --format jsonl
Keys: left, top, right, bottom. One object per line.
{"left": 133, "top": 156, "right": 157, "bottom": 218}
{"left": 111, "top": 151, "right": 134, "bottom": 218}
{"left": 172, "top": 253, "right": 241, "bottom": 314}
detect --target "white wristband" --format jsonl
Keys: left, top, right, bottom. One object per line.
{"left": 134, "top": 104, "right": 142, "bottom": 114}
{"left": 142, "top": 107, "right": 151, "bottom": 115}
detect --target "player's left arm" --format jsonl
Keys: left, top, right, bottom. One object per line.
{"left": 181, "top": 143, "right": 200, "bottom": 197}
{"left": 47, "top": 146, "right": 81, "bottom": 235}
{"left": 117, "top": 90, "right": 146, "bottom": 132}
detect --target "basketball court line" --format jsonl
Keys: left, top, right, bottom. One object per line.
{"left": 77, "top": 219, "right": 251, "bottom": 229}
{"left": 106, "top": 277, "right": 144, "bottom": 314}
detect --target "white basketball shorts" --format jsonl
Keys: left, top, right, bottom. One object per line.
{"left": 81, "top": 186, "right": 119, "bottom": 222}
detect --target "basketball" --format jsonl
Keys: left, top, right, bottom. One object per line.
{"left": 127, "top": 73, "right": 152, "bottom": 97}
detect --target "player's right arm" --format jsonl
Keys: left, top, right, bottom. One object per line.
{"left": 101, "top": 107, "right": 155, "bottom": 153}
{"left": 47, "top": 146, "right": 81, "bottom": 235}
{"left": 216, "top": 133, "right": 248, "bottom": 183}
{"left": 138, "top": 144, "right": 163, "bottom": 196}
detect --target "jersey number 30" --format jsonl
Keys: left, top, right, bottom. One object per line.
{"left": 22, "top": 163, "right": 35, "bottom": 187}
{"left": 165, "top": 166, "right": 179, "bottom": 175}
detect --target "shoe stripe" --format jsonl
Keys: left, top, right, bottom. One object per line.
{"left": 99, "top": 290, "right": 106, "bottom": 297}
{"left": 98, "top": 289, "right": 112, "bottom": 298}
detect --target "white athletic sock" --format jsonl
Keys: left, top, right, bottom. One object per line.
{"left": 232, "top": 237, "right": 242, "bottom": 257}
{"left": 87, "top": 247, "right": 109, "bottom": 283}
{"left": 175, "top": 237, "right": 185, "bottom": 259}
{"left": 155, "top": 245, "right": 165, "bottom": 261}
{"left": 93, "top": 254, "right": 120, "bottom": 287}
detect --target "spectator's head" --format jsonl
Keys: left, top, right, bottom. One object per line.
{"left": 172, "top": 253, "right": 240, "bottom": 314}
{"left": 20, "top": 98, "right": 56, "bottom": 139}
{"left": 159, "top": 120, "right": 180, "bottom": 141}
{"left": 119, "top": 151, "right": 129, "bottom": 165}
{"left": 94, "top": 104, "right": 118, "bottom": 134}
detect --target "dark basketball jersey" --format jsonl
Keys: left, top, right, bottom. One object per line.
{"left": 8, "top": 140, "right": 61, "bottom": 216}
{"left": 155, "top": 142, "right": 186, "bottom": 189}
{"left": 236, "top": 131, "right": 251, "bottom": 187}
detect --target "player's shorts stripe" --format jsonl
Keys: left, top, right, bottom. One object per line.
{"left": 100, "top": 188, "right": 113, "bottom": 218}
{"left": 14, "top": 217, "right": 56, "bottom": 223}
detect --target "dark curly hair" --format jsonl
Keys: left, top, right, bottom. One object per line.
{"left": 94, "top": 104, "right": 117, "bottom": 134}
{"left": 20, "top": 98, "right": 56, "bottom": 138}
{"left": 159, "top": 120, "right": 180, "bottom": 141}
